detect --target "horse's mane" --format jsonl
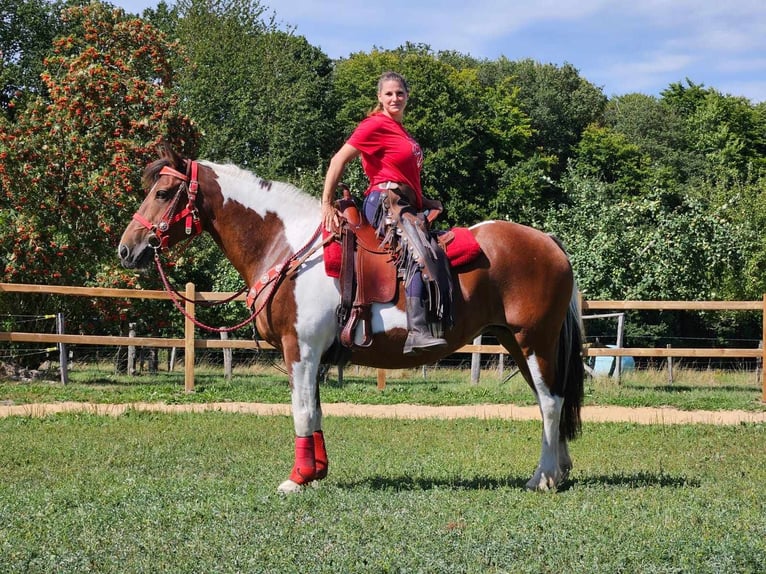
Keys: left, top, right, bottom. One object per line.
{"left": 201, "top": 161, "right": 320, "bottom": 211}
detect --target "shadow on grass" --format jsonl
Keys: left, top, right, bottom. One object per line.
{"left": 336, "top": 474, "right": 529, "bottom": 491}
{"left": 338, "top": 470, "right": 699, "bottom": 492}
{"left": 562, "top": 470, "right": 700, "bottom": 490}
{"left": 627, "top": 384, "right": 755, "bottom": 394}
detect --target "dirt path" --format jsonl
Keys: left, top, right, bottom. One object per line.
{"left": 1, "top": 401, "right": 764, "bottom": 425}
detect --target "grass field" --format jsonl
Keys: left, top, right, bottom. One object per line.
{"left": 1, "top": 411, "right": 764, "bottom": 573}
{"left": 1, "top": 364, "right": 764, "bottom": 572}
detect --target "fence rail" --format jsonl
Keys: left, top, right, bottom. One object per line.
{"left": 1, "top": 283, "right": 764, "bottom": 400}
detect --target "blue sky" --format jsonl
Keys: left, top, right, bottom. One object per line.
{"left": 113, "top": 0, "right": 766, "bottom": 103}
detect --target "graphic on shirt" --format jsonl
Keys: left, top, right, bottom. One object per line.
{"left": 410, "top": 137, "right": 423, "bottom": 169}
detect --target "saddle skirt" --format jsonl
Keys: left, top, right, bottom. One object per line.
{"left": 322, "top": 225, "right": 482, "bottom": 279}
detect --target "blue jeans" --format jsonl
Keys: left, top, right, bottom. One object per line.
{"left": 363, "top": 190, "right": 423, "bottom": 299}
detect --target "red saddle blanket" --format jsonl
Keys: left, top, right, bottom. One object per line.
{"left": 323, "top": 227, "right": 482, "bottom": 278}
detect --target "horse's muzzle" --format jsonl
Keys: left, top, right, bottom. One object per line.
{"left": 118, "top": 243, "right": 153, "bottom": 270}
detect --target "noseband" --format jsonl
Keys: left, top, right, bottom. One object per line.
{"left": 132, "top": 160, "right": 203, "bottom": 251}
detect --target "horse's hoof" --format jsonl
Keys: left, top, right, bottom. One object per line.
{"left": 277, "top": 479, "right": 304, "bottom": 494}
{"left": 525, "top": 472, "right": 558, "bottom": 492}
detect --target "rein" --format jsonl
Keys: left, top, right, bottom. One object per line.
{"left": 154, "top": 224, "right": 327, "bottom": 333}
{"left": 132, "top": 159, "right": 333, "bottom": 333}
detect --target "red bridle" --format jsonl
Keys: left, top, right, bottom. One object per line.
{"left": 132, "top": 160, "right": 203, "bottom": 251}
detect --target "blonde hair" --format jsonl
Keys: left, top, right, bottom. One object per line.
{"left": 370, "top": 71, "right": 410, "bottom": 115}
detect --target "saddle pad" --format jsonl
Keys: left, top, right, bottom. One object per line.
{"left": 322, "top": 226, "right": 482, "bottom": 278}
{"left": 441, "top": 227, "right": 483, "bottom": 267}
{"left": 323, "top": 229, "right": 342, "bottom": 278}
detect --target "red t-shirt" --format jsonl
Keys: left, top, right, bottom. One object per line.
{"left": 347, "top": 113, "right": 424, "bottom": 208}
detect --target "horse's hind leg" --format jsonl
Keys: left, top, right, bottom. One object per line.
{"left": 525, "top": 352, "right": 565, "bottom": 491}
{"left": 494, "top": 329, "right": 566, "bottom": 491}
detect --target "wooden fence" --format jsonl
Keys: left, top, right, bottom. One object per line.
{"left": 0, "top": 283, "right": 764, "bottom": 400}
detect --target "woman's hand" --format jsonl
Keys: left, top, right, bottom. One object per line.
{"left": 322, "top": 202, "right": 340, "bottom": 234}
{"left": 421, "top": 196, "right": 443, "bottom": 223}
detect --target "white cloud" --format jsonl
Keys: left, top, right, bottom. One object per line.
{"left": 114, "top": 0, "right": 766, "bottom": 101}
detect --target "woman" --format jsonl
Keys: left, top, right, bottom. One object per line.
{"left": 321, "top": 71, "right": 447, "bottom": 355}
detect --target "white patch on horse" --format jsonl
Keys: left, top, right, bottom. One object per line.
{"left": 202, "top": 161, "right": 320, "bottom": 252}
{"left": 527, "top": 352, "right": 564, "bottom": 490}
{"left": 352, "top": 303, "right": 407, "bottom": 345}
{"left": 289, "top": 261, "right": 338, "bottom": 437}
{"left": 293, "top": 257, "right": 339, "bottom": 350}
{"left": 470, "top": 220, "right": 497, "bottom": 229}
{"left": 371, "top": 303, "right": 407, "bottom": 332}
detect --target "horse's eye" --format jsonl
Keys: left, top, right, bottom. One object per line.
{"left": 156, "top": 188, "right": 172, "bottom": 201}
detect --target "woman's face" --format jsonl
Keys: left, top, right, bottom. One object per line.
{"left": 377, "top": 79, "right": 408, "bottom": 120}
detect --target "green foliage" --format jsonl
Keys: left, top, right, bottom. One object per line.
{"left": 0, "top": 0, "right": 63, "bottom": 120}
{"left": 572, "top": 124, "right": 650, "bottom": 196}
{"left": 547, "top": 172, "right": 747, "bottom": 302}
{"left": 486, "top": 58, "right": 608, "bottom": 176}
{"left": 0, "top": 3, "right": 198, "bottom": 326}
{"left": 172, "top": 0, "right": 336, "bottom": 181}
{"left": 662, "top": 80, "right": 766, "bottom": 186}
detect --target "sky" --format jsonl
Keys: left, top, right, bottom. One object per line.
{"left": 112, "top": 0, "right": 766, "bottom": 103}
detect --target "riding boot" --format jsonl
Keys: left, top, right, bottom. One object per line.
{"left": 403, "top": 296, "right": 447, "bottom": 356}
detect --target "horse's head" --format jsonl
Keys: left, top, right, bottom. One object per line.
{"left": 118, "top": 144, "right": 203, "bottom": 269}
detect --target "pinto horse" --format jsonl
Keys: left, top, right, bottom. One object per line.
{"left": 118, "top": 145, "right": 584, "bottom": 493}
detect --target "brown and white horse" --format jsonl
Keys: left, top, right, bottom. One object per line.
{"left": 117, "top": 145, "right": 584, "bottom": 493}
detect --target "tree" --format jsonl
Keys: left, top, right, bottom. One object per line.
{"left": 0, "top": 0, "right": 69, "bottom": 121}
{"left": 604, "top": 93, "right": 698, "bottom": 187}
{"left": 488, "top": 58, "right": 607, "bottom": 178}
{"left": 662, "top": 80, "right": 766, "bottom": 187}
{"left": 0, "top": 3, "right": 198, "bottom": 326}
{"left": 571, "top": 124, "right": 650, "bottom": 197}
{"left": 171, "top": 0, "right": 336, "bottom": 180}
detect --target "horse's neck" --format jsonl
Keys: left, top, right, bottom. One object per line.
{"left": 202, "top": 162, "right": 320, "bottom": 282}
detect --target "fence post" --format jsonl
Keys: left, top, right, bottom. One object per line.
{"left": 56, "top": 312, "right": 68, "bottom": 385}
{"left": 762, "top": 294, "right": 766, "bottom": 402}
{"left": 667, "top": 344, "right": 674, "bottom": 384}
{"left": 128, "top": 322, "right": 137, "bottom": 375}
{"left": 377, "top": 369, "right": 386, "bottom": 390}
{"left": 115, "top": 309, "right": 129, "bottom": 374}
{"left": 221, "top": 331, "right": 232, "bottom": 380}
{"left": 184, "top": 282, "right": 196, "bottom": 392}
{"left": 614, "top": 313, "right": 625, "bottom": 382}
{"left": 471, "top": 334, "right": 482, "bottom": 385}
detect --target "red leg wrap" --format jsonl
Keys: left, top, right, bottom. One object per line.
{"left": 314, "top": 431, "right": 328, "bottom": 480}
{"left": 288, "top": 436, "right": 316, "bottom": 485}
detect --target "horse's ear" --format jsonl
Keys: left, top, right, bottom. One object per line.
{"left": 156, "top": 140, "right": 185, "bottom": 170}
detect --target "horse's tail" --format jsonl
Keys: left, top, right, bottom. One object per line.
{"left": 557, "top": 281, "right": 585, "bottom": 440}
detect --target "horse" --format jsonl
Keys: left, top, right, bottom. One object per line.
{"left": 117, "top": 144, "right": 584, "bottom": 493}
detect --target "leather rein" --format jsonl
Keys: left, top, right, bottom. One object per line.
{"left": 131, "top": 160, "right": 329, "bottom": 333}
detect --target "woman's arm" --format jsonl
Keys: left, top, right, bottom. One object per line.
{"left": 321, "top": 143, "right": 360, "bottom": 232}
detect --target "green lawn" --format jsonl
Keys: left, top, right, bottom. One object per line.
{"left": 1, "top": 412, "right": 764, "bottom": 573}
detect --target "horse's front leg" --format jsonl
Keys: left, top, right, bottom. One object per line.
{"left": 277, "top": 339, "right": 327, "bottom": 494}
